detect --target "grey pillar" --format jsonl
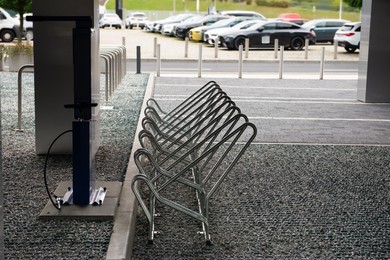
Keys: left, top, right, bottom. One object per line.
{"left": 358, "top": 0, "right": 390, "bottom": 102}
{"left": 32, "top": 0, "right": 100, "bottom": 154}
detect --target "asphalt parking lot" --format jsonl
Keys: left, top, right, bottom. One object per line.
{"left": 100, "top": 28, "right": 360, "bottom": 61}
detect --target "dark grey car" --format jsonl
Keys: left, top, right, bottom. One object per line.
{"left": 302, "top": 19, "right": 349, "bottom": 43}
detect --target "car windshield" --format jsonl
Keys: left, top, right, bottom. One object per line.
{"left": 133, "top": 14, "right": 145, "bottom": 18}
{"left": 183, "top": 15, "right": 203, "bottom": 23}
{"left": 302, "top": 20, "right": 319, "bottom": 27}
{"left": 211, "top": 18, "right": 236, "bottom": 26}
{"left": 233, "top": 20, "right": 260, "bottom": 29}
{"left": 248, "top": 21, "right": 267, "bottom": 30}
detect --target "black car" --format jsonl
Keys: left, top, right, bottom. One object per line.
{"left": 219, "top": 21, "right": 316, "bottom": 50}
{"left": 173, "top": 14, "right": 229, "bottom": 40}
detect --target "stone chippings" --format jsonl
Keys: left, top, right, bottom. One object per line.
{"left": 132, "top": 144, "right": 390, "bottom": 259}
{"left": 1, "top": 71, "right": 148, "bottom": 259}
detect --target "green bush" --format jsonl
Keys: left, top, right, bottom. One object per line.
{"left": 255, "top": 0, "right": 289, "bottom": 8}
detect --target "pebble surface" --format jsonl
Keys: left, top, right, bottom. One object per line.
{"left": 1, "top": 71, "right": 148, "bottom": 259}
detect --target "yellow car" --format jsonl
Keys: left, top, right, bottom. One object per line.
{"left": 189, "top": 25, "right": 206, "bottom": 41}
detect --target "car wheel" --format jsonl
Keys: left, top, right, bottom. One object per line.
{"left": 344, "top": 46, "right": 357, "bottom": 53}
{"left": 234, "top": 36, "right": 246, "bottom": 50}
{"left": 0, "top": 29, "right": 16, "bottom": 42}
{"left": 290, "top": 37, "right": 304, "bottom": 50}
{"left": 129, "top": 25, "right": 133, "bottom": 29}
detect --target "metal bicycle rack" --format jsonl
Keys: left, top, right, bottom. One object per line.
{"left": 131, "top": 81, "right": 257, "bottom": 245}
{"left": 100, "top": 45, "right": 126, "bottom": 101}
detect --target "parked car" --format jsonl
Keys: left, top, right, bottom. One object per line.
{"left": 125, "top": 12, "right": 148, "bottom": 29}
{"left": 155, "top": 13, "right": 196, "bottom": 33}
{"left": 302, "top": 19, "right": 349, "bottom": 43}
{"left": 173, "top": 14, "right": 229, "bottom": 40}
{"left": 219, "top": 20, "right": 316, "bottom": 50}
{"left": 204, "top": 19, "right": 263, "bottom": 45}
{"left": 218, "top": 10, "right": 266, "bottom": 19}
{"left": 189, "top": 16, "right": 257, "bottom": 42}
{"left": 276, "top": 13, "right": 308, "bottom": 25}
{"left": 146, "top": 14, "right": 194, "bottom": 32}
{"left": 99, "top": 13, "right": 122, "bottom": 29}
{"left": 0, "top": 7, "right": 21, "bottom": 42}
{"left": 334, "top": 21, "right": 361, "bottom": 52}
{"left": 161, "top": 15, "right": 201, "bottom": 36}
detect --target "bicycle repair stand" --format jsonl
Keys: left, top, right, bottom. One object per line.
{"left": 28, "top": 15, "right": 121, "bottom": 219}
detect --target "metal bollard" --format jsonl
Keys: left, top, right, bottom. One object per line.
{"left": 136, "top": 46, "right": 141, "bottom": 74}
{"left": 214, "top": 38, "right": 218, "bottom": 59}
{"left": 185, "top": 37, "right": 189, "bottom": 58}
{"left": 198, "top": 44, "right": 202, "bottom": 78}
{"left": 334, "top": 40, "right": 338, "bottom": 60}
{"left": 320, "top": 46, "right": 325, "bottom": 80}
{"left": 153, "top": 37, "right": 157, "bottom": 58}
{"left": 274, "top": 39, "right": 279, "bottom": 59}
{"left": 279, "top": 46, "right": 284, "bottom": 79}
{"left": 305, "top": 38, "right": 309, "bottom": 59}
{"left": 238, "top": 45, "right": 243, "bottom": 78}
{"left": 122, "top": 36, "right": 126, "bottom": 47}
{"left": 245, "top": 38, "right": 249, "bottom": 59}
{"left": 156, "top": 44, "right": 161, "bottom": 77}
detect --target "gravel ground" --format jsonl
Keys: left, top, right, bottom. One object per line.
{"left": 1, "top": 71, "right": 148, "bottom": 259}
{"left": 132, "top": 144, "right": 390, "bottom": 259}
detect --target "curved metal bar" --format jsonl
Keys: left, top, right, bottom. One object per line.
{"left": 17, "top": 64, "right": 34, "bottom": 131}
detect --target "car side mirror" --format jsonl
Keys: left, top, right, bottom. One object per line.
{"left": 257, "top": 27, "right": 264, "bottom": 32}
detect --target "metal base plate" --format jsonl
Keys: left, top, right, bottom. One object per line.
{"left": 39, "top": 181, "right": 122, "bottom": 220}
{"left": 62, "top": 186, "right": 107, "bottom": 206}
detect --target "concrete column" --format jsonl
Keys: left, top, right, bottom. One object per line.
{"left": 358, "top": 0, "right": 390, "bottom": 102}
{"left": 32, "top": 0, "right": 100, "bottom": 154}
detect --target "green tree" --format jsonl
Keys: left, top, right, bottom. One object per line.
{"left": 343, "top": 0, "right": 362, "bottom": 8}
{"left": 0, "top": 0, "right": 32, "bottom": 42}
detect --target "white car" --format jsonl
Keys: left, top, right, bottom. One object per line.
{"left": 334, "top": 21, "right": 361, "bottom": 52}
{"left": 99, "top": 13, "right": 122, "bottom": 29}
{"left": 125, "top": 12, "right": 148, "bottom": 29}
{"left": 204, "top": 19, "right": 263, "bottom": 45}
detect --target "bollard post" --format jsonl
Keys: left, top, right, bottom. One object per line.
{"left": 136, "top": 46, "right": 141, "bottom": 74}
{"left": 320, "top": 46, "right": 325, "bottom": 80}
{"left": 333, "top": 40, "right": 338, "bottom": 60}
{"left": 122, "top": 36, "right": 126, "bottom": 47}
{"left": 156, "top": 44, "right": 161, "bottom": 77}
{"left": 279, "top": 45, "right": 284, "bottom": 79}
{"left": 238, "top": 45, "right": 243, "bottom": 78}
{"left": 274, "top": 39, "right": 279, "bottom": 59}
{"left": 304, "top": 38, "right": 309, "bottom": 59}
{"left": 198, "top": 44, "right": 202, "bottom": 78}
{"left": 185, "top": 37, "right": 189, "bottom": 58}
{"left": 214, "top": 38, "right": 218, "bottom": 58}
{"left": 245, "top": 38, "right": 249, "bottom": 59}
{"left": 153, "top": 37, "right": 157, "bottom": 58}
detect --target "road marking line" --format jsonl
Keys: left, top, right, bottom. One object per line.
{"left": 249, "top": 116, "right": 390, "bottom": 122}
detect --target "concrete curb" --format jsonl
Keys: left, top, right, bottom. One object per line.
{"left": 106, "top": 73, "right": 155, "bottom": 260}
